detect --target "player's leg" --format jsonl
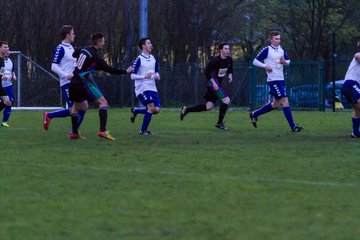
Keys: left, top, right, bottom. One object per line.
{"left": 43, "top": 85, "right": 72, "bottom": 131}
{"left": 140, "top": 91, "right": 161, "bottom": 135}
{"left": 351, "top": 100, "right": 360, "bottom": 137}
{"left": 277, "top": 85, "right": 303, "bottom": 132}
{"left": 0, "top": 84, "right": 11, "bottom": 112}
{"left": 69, "top": 101, "right": 88, "bottom": 138}
{"left": 130, "top": 93, "right": 149, "bottom": 123}
{"left": 180, "top": 88, "right": 215, "bottom": 120}
{"left": 214, "top": 84, "right": 230, "bottom": 129}
{"left": 215, "top": 96, "right": 230, "bottom": 130}
{"left": 249, "top": 82, "right": 278, "bottom": 128}
{"left": 68, "top": 83, "right": 89, "bottom": 139}
{"left": 62, "top": 83, "right": 85, "bottom": 131}
{"left": 342, "top": 81, "right": 360, "bottom": 137}
{"left": 95, "top": 96, "right": 115, "bottom": 140}
{"left": 2, "top": 86, "right": 14, "bottom": 127}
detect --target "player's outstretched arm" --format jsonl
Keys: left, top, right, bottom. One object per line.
{"left": 95, "top": 55, "right": 132, "bottom": 75}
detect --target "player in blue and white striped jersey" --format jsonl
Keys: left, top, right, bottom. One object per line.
{"left": 130, "top": 38, "right": 161, "bottom": 135}
{"left": 341, "top": 52, "right": 360, "bottom": 138}
{"left": 250, "top": 31, "right": 303, "bottom": 132}
{"left": 43, "top": 25, "right": 85, "bottom": 132}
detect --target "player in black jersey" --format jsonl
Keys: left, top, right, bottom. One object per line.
{"left": 68, "top": 32, "right": 133, "bottom": 140}
{"left": 180, "top": 42, "right": 233, "bottom": 130}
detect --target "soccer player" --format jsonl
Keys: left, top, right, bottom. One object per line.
{"left": 1, "top": 49, "right": 17, "bottom": 127}
{"left": 130, "top": 38, "right": 161, "bottom": 135}
{"left": 0, "top": 41, "right": 12, "bottom": 117}
{"left": 43, "top": 25, "right": 85, "bottom": 132}
{"left": 68, "top": 32, "right": 133, "bottom": 140}
{"left": 250, "top": 31, "right": 303, "bottom": 132}
{"left": 341, "top": 52, "right": 360, "bottom": 138}
{"left": 179, "top": 42, "right": 233, "bottom": 130}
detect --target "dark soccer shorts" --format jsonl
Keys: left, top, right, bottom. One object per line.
{"left": 341, "top": 80, "right": 360, "bottom": 104}
{"left": 268, "top": 80, "right": 287, "bottom": 99}
{"left": 204, "top": 84, "right": 228, "bottom": 104}
{"left": 69, "top": 81, "right": 104, "bottom": 103}
{"left": 137, "top": 90, "right": 161, "bottom": 107}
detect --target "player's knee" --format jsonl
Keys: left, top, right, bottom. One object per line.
{"left": 282, "top": 98, "right": 289, "bottom": 107}
{"left": 271, "top": 101, "right": 280, "bottom": 109}
{"left": 206, "top": 102, "right": 214, "bottom": 110}
{"left": 222, "top": 98, "right": 230, "bottom": 105}
{"left": 153, "top": 107, "right": 161, "bottom": 114}
{"left": 4, "top": 100, "right": 12, "bottom": 106}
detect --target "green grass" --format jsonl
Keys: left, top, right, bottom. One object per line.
{"left": 1, "top": 109, "right": 360, "bottom": 240}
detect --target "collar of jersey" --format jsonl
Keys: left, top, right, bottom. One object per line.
{"left": 61, "top": 41, "right": 71, "bottom": 47}
{"left": 141, "top": 52, "right": 151, "bottom": 59}
{"left": 270, "top": 45, "right": 279, "bottom": 50}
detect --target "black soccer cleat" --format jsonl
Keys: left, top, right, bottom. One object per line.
{"left": 292, "top": 124, "right": 304, "bottom": 132}
{"left": 215, "top": 122, "right": 228, "bottom": 130}
{"left": 249, "top": 112, "right": 257, "bottom": 128}
{"left": 140, "top": 130, "right": 152, "bottom": 135}
{"left": 180, "top": 106, "right": 187, "bottom": 121}
{"left": 130, "top": 107, "right": 137, "bottom": 123}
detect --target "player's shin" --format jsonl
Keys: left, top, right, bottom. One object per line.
{"left": 3, "top": 106, "right": 11, "bottom": 122}
{"left": 253, "top": 102, "right": 273, "bottom": 118}
{"left": 218, "top": 103, "right": 228, "bottom": 124}
{"left": 141, "top": 111, "right": 152, "bottom": 132}
{"left": 78, "top": 111, "right": 86, "bottom": 129}
{"left": 71, "top": 114, "right": 79, "bottom": 134}
{"left": 352, "top": 117, "right": 360, "bottom": 136}
{"left": 99, "top": 107, "right": 108, "bottom": 132}
{"left": 283, "top": 106, "right": 295, "bottom": 129}
{"left": 186, "top": 104, "right": 207, "bottom": 113}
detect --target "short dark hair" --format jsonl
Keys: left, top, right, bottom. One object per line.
{"left": 219, "top": 42, "right": 229, "bottom": 51}
{"left": 91, "top": 32, "right": 104, "bottom": 46}
{"left": 138, "top": 37, "right": 150, "bottom": 50}
{"left": 0, "top": 41, "right": 8, "bottom": 47}
{"left": 60, "top": 25, "right": 74, "bottom": 40}
{"left": 269, "top": 31, "right": 280, "bottom": 40}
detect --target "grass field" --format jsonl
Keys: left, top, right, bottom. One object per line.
{"left": 1, "top": 108, "right": 359, "bottom": 240}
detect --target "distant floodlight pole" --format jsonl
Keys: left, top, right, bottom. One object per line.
{"left": 139, "top": 0, "right": 148, "bottom": 38}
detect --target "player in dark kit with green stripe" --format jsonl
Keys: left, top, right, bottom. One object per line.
{"left": 68, "top": 32, "right": 133, "bottom": 140}
{"left": 180, "top": 42, "right": 233, "bottom": 130}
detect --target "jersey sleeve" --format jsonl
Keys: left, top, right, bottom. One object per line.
{"left": 94, "top": 54, "right": 127, "bottom": 74}
{"left": 132, "top": 57, "right": 141, "bottom": 74}
{"left": 204, "top": 58, "right": 215, "bottom": 80}
{"left": 52, "top": 45, "right": 65, "bottom": 64}
{"left": 283, "top": 49, "right": 290, "bottom": 60}
{"left": 255, "top": 47, "right": 269, "bottom": 62}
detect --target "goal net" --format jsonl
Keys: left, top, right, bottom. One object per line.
{"left": 8, "top": 51, "right": 63, "bottom": 110}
